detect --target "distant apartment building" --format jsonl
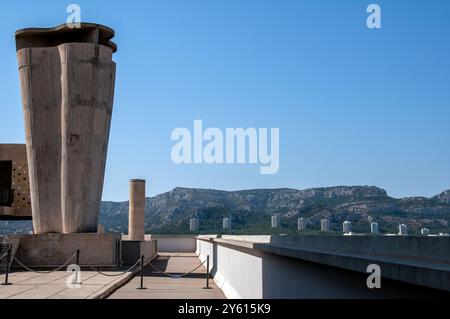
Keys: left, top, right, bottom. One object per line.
{"left": 298, "top": 218, "right": 306, "bottom": 231}
{"left": 321, "top": 218, "right": 330, "bottom": 232}
{"left": 271, "top": 215, "right": 280, "bottom": 228}
{"left": 343, "top": 221, "right": 352, "bottom": 234}
{"left": 421, "top": 228, "right": 430, "bottom": 236}
{"left": 190, "top": 218, "right": 199, "bottom": 232}
{"left": 371, "top": 222, "right": 379, "bottom": 234}
{"left": 399, "top": 224, "right": 408, "bottom": 236}
{"left": 223, "top": 218, "right": 231, "bottom": 230}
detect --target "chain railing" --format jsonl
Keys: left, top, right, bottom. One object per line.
{"left": 1, "top": 244, "right": 13, "bottom": 286}
{"left": 80, "top": 253, "right": 142, "bottom": 277}
{"left": 144, "top": 255, "right": 211, "bottom": 289}
{"left": 3, "top": 248, "right": 141, "bottom": 285}
{"left": 13, "top": 251, "right": 78, "bottom": 274}
{"left": 146, "top": 259, "right": 207, "bottom": 279}
{"left": 2, "top": 247, "right": 212, "bottom": 291}
{"left": 0, "top": 252, "right": 8, "bottom": 262}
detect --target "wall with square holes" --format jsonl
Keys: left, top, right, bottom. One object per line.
{"left": 0, "top": 144, "right": 32, "bottom": 218}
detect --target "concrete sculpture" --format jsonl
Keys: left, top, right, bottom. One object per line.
{"left": 15, "top": 23, "right": 117, "bottom": 234}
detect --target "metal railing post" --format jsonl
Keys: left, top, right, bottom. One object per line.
{"left": 203, "top": 255, "right": 211, "bottom": 289}
{"left": 137, "top": 255, "right": 147, "bottom": 290}
{"left": 76, "top": 249, "right": 80, "bottom": 266}
{"left": 115, "top": 240, "right": 120, "bottom": 266}
{"left": 2, "top": 245, "right": 12, "bottom": 286}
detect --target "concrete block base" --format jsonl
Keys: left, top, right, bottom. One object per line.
{"left": 13, "top": 233, "right": 121, "bottom": 268}
{"left": 121, "top": 240, "right": 156, "bottom": 266}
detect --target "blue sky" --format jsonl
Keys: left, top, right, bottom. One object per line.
{"left": 1, "top": 0, "right": 449, "bottom": 200}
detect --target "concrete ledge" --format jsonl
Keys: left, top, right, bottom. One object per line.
{"left": 198, "top": 235, "right": 450, "bottom": 293}
{"left": 88, "top": 272, "right": 135, "bottom": 300}
{"left": 255, "top": 242, "right": 450, "bottom": 292}
{"left": 148, "top": 235, "right": 197, "bottom": 253}
{"left": 13, "top": 233, "right": 121, "bottom": 267}
{"left": 267, "top": 235, "right": 450, "bottom": 263}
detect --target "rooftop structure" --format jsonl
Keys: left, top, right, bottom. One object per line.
{"left": 128, "top": 180, "right": 146, "bottom": 241}
{"left": 1, "top": 235, "right": 449, "bottom": 299}
{"left": 0, "top": 144, "right": 31, "bottom": 220}
{"left": 16, "top": 23, "right": 117, "bottom": 233}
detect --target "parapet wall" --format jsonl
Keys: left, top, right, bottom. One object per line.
{"left": 197, "top": 235, "right": 450, "bottom": 298}
{"left": 148, "top": 235, "right": 197, "bottom": 253}
{"left": 266, "top": 235, "right": 450, "bottom": 263}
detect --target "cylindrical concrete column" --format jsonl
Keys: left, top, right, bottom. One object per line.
{"left": 129, "top": 180, "right": 146, "bottom": 241}
{"left": 15, "top": 23, "right": 117, "bottom": 234}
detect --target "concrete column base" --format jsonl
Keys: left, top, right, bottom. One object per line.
{"left": 13, "top": 233, "right": 121, "bottom": 268}
{"left": 121, "top": 240, "right": 157, "bottom": 266}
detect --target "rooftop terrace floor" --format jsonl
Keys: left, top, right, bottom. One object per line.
{"left": 108, "top": 253, "right": 226, "bottom": 299}
{"left": 0, "top": 270, "right": 132, "bottom": 299}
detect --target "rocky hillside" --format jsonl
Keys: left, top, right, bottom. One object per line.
{"left": 434, "top": 190, "right": 450, "bottom": 204}
{"left": 2, "top": 186, "right": 450, "bottom": 235}
{"left": 99, "top": 186, "right": 450, "bottom": 235}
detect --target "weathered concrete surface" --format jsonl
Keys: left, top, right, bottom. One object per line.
{"left": 197, "top": 236, "right": 450, "bottom": 298}
{"left": 255, "top": 235, "right": 450, "bottom": 293}
{"left": 121, "top": 240, "right": 155, "bottom": 266}
{"left": 17, "top": 46, "right": 63, "bottom": 233}
{"left": 0, "top": 237, "right": 20, "bottom": 271}
{"left": 12, "top": 233, "right": 121, "bottom": 267}
{"left": 147, "top": 235, "right": 197, "bottom": 253}
{"left": 0, "top": 270, "right": 131, "bottom": 299}
{"left": 109, "top": 253, "right": 226, "bottom": 299}
{"left": 15, "top": 23, "right": 117, "bottom": 233}
{"left": 0, "top": 144, "right": 31, "bottom": 219}
{"left": 265, "top": 235, "right": 450, "bottom": 262}
{"left": 60, "top": 42, "right": 116, "bottom": 233}
{"left": 128, "top": 180, "right": 146, "bottom": 241}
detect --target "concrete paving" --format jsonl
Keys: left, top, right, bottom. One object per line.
{"left": 109, "top": 253, "right": 226, "bottom": 299}
{"left": 0, "top": 269, "right": 133, "bottom": 299}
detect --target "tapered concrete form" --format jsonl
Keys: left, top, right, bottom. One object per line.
{"left": 15, "top": 23, "right": 117, "bottom": 233}
{"left": 128, "top": 180, "right": 146, "bottom": 241}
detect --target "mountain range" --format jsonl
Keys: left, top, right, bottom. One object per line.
{"left": 2, "top": 186, "right": 450, "bottom": 235}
